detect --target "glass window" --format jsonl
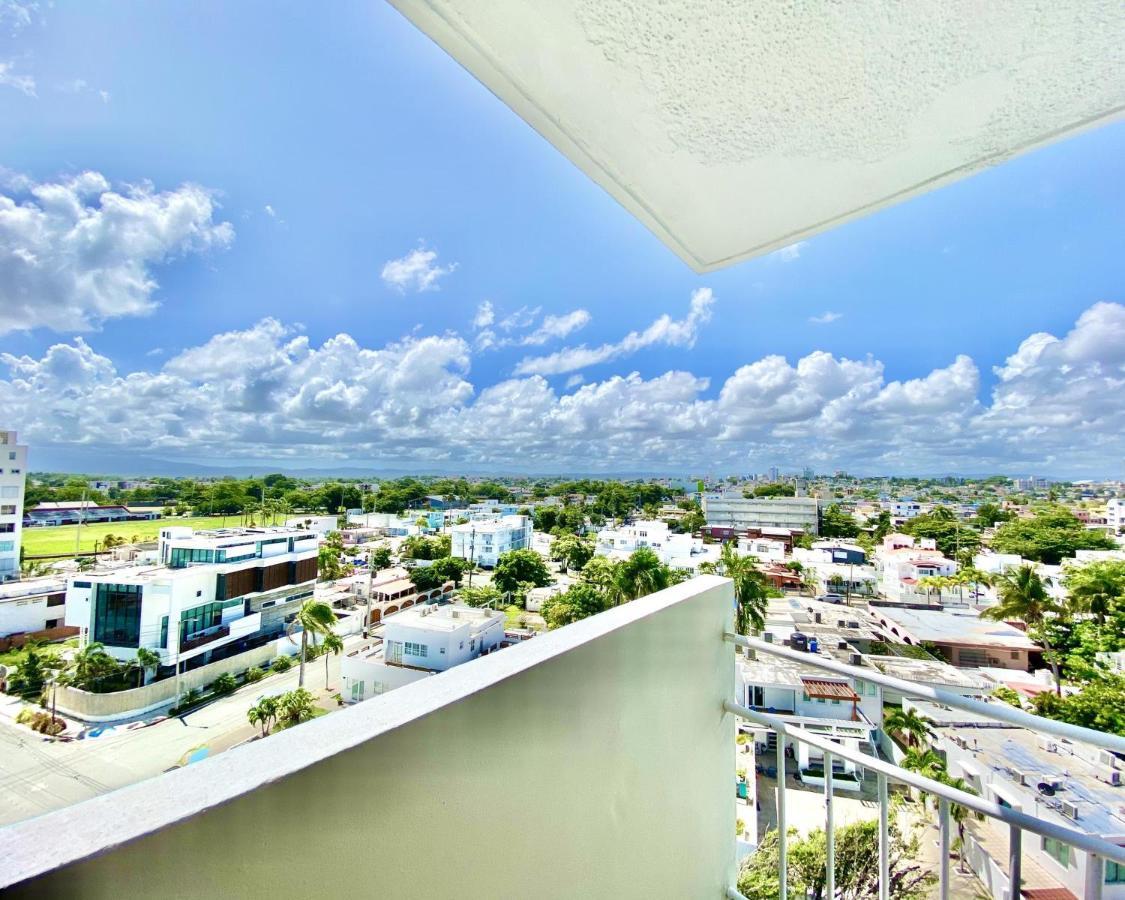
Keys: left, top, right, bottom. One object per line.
{"left": 0, "top": 541, "right": 13, "bottom": 551}
{"left": 404, "top": 641, "right": 428, "bottom": 657}
{"left": 180, "top": 602, "right": 224, "bottom": 641}
{"left": 1107, "top": 860, "right": 1125, "bottom": 884}
{"left": 93, "top": 583, "right": 143, "bottom": 648}
{"left": 160, "top": 616, "right": 169, "bottom": 649}
{"left": 1042, "top": 836, "right": 1071, "bottom": 868}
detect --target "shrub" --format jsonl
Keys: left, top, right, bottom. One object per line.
{"left": 211, "top": 673, "right": 237, "bottom": 696}
{"left": 14, "top": 707, "right": 35, "bottom": 725}
{"left": 244, "top": 666, "right": 265, "bottom": 683}
{"left": 270, "top": 655, "right": 293, "bottom": 673}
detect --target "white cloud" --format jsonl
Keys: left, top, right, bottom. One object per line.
{"left": 264, "top": 204, "right": 276, "bottom": 217}
{"left": 809, "top": 311, "right": 842, "bottom": 324}
{"left": 0, "top": 60, "right": 35, "bottom": 96}
{"left": 56, "top": 78, "right": 112, "bottom": 103}
{"left": 3, "top": 302, "right": 1123, "bottom": 476}
{"left": 772, "top": 241, "right": 807, "bottom": 262}
{"left": 498, "top": 305, "right": 538, "bottom": 332}
{"left": 0, "top": 2, "right": 38, "bottom": 35}
{"left": 513, "top": 288, "right": 714, "bottom": 376}
{"left": 565, "top": 374, "right": 584, "bottom": 389}
{"left": 471, "top": 300, "right": 494, "bottom": 330}
{"left": 519, "top": 309, "right": 591, "bottom": 346}
{"left": 0, "top": 171, "right": 235, "bottom": 334}
{"left": 380, "top": 244, "right": 456, "bottom": 292}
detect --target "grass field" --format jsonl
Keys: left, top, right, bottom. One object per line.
{"left": 22, "top": 515, "right": 242, "bottom": 557}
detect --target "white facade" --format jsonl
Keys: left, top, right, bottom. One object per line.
{"left": 736, "top": 536, "right": 788, "bottom": 564}
{"left": 0, "top": 430, "right": 27, "bottom": 582}
{"left": 702, "top": 494, "right": 820, "bottom": 535}
{"left": 1103, "top": 499, "right": 1123, "bottom": 535}
{"left": 0, "top": 577, "right": 69, "bottom": 637}
{"left": 875, "top": 533, "right": 957, "bottom": 602}
{"left": 64, "top": 527, "right": 319, "bottom": 667}
{"left": 341, "top": 603, "right": 505, "bottom": 702}
{"left": 450, "top": 515, "right": 532, "bottom": 568}
{"left": 285, "top": 515, "right": 339, "bottom": 538}
{"left": 594, "top": 519, "right": 712, "bottom": 571}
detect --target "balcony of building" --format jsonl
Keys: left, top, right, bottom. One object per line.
{"left": 2, "top": 575, "right": 1124, "bottom": 899}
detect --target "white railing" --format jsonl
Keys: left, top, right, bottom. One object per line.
{"left": 724, "top": 632, "right": 1125, "bottom": 900}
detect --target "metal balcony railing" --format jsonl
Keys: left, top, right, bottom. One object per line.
{"left": 723, "top": 632, "right": 1125, "bottom": 900}
{"left": 179, "top": 625, "right": 230, "bottom": 652}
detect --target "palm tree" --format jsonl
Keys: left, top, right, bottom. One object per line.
{"left": 67, "top": 641, "right": 119, "bottom": 691}
{"left": 701, "top": 543, "right": 769, "bottom": 636}
{"left": 1065, "top": 561, "right": 1124, "bottom": 625}
{"left": 287, "top": 599, "right": 337, "bottom": 688}
{"left": 884, "top": 707, "right": 934, "bottom": 748}
{"left": 613, "top": 548, "right": 670, "bottom": 604}
{"left": 278, "top": 687, "right": 317, "bottom": 726}
{"left": 133, "top": 647, "right": 161, "bottom": 688}
{"left": 900, "top": 747, "right": 944, "bottom": 780}
{"left": 982, "top": 564, "right": 1063, "bottom": 694}
{"left": 321, "top": 631, "right": 344, "bottom": 689}
{"left": 247, "top": 696, "right": 279, "bottom": 737}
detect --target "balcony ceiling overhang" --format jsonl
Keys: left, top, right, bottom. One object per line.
{"left": 390, "top": 1, "right": 1125, "bottom": 272}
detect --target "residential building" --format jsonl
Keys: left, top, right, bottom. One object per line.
{"left": 1106, "top": 498, "right": 1124, "bottom": 535}
{"left": 875, "top": 533, "right": 958, "bottom": 603}
{"left": 63, "top": 526, "right": 319, "bottom": 670}
{"left": 284, "top": 515, "right": 339, "bottom": 537}
{"left": 924, "top": 700, "right": 1125, "bottom": 900}
{"left": 594, "top": 519, "right": 712, "bottom": 570}
{"left": 881, "top": 499, "right": 924, "bottom": 524}
{"left": 450, "top": 515, "right": 532, "bottom": 568}
{"left": 702, "top": 494, "right": 820, "bottom": 535}
{"left": 0, "top": 576, "right": 73, "bottom": 640}
{"left": 340, "top": 603, "right": 505, "bottom": 702}
{"left": 872, "top": 606, "right": 1040, "bottom": 670}
{"left": 0, "top": 430, "right": 27, "bottom": 582}
{"left": 735, "top": 535, "right": 788, "bottom": 564}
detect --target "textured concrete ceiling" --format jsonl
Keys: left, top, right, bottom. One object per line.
{"left": 391, "top": 1, "right": 1125, "bottom": 272}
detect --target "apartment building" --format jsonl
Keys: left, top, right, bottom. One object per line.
{"left": 701, "top": 494, "right": 820, "bottom": 535}
{"left": 0, "top": 430, "right": 27, "bottom": 582}
{"left": 0, "top": 576, "right": 72, "bottom": 640}
{"left": 1107, "top": 498, "right": 1125, "bottom": 536}
{"left": 64, "top": 526, "right": 319, "bottom": 670}
{"left": 450, "top": 515, "right": 532, "bottom": 568}
{"left": 340, "top": 603, "right": 505, "bottom": 702}
{"left": 875, "top": 533, "right": 959, "bottom": 603}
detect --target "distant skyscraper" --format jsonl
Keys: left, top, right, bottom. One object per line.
{"left": 0, "top": 431, "right": 27, "bottom": 582}
{"left": 802, "top": 467, "right": 814, "bottom": 480}
{"left": 768, "top": 466, "right": 780, "bottom": 482}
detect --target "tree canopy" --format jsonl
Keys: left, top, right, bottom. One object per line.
{"left": 989, "top": 506, "right": 1115, "bottom": 564}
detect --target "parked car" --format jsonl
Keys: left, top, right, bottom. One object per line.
{"left": 816, "top": 593, "right": 846, "bottom": 604}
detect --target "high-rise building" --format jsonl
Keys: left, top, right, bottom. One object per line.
{"left": 0, "top": 431, "right": 27, "bottom": 582}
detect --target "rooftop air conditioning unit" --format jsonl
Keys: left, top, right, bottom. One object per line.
{"left": 1098, "top": 749, "right": 1119, "bottom": 768}
{"left": 838, "top": 641, "right": 849, "bottom": 651}
{"left": 763, "top": 632, "right": 774, "bottom": 643}
{"left": 848, "top": 621, "right": 860, "bottom": 629}
{"left": 1060, "top": 799, "right": 1080, "bottom": 820}
{"left": 1097, "top": 767, "right": 1122, "bottom": 787}
{"left": 814, "top": 612, "right": 822, "bottom": 624}
{"left": 837, "top": 620, "right": 846, "bottom": 628}
{"left": 850, "top": 653, "right": 863, "bottom": 666}
{"left": 1038, "top": 737, "right": 1058, "bottom": 753}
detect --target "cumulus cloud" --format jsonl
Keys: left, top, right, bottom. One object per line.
{"left": 3, "top": 303, "right": 1122, "bottom": 475}
{"left": 809, "top": 311, "right": 842, "bottom": 324}
{"left": 473, "top": 303, "right": 590, "bottom": 351}
{"left": 514, "top": 288, "right": 714, "bottom": 376}
{"left": 380, "top": 244, "right": 456, "bottom": 292}
{"left": 472, "top": 300, "right": 494, "bottom": 330}
{"left": 0, "top": 171, "right": 234, "bottom": 334}
{"left": 519, "top": 309, "right": 591, "bottom": 346}
{"left": 0, "top": 60, "right": 35, "bottom": 96}
{"left": 772, "top": 241, "right": 807, "bottom": 262}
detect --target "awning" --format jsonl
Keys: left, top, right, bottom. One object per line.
{"left": 801, "top": 678, "right": 860, "bottom": 702}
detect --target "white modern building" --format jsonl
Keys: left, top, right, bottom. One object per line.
{"left": 63, "top": 526, "right": 319, "bottom": 670}
{"left": 595, "top": 519, "right": 704, "bottom": 565}
{"left": 735, "top": 536, "right": 788, "bottom": 564}
{"left": 1106, "top": 499, "right": 1125, "bottom": 536}
{"left": 450, "top": 515, "right": 532, "bottom": 568}
{"left": 875, "top": 533, "right": 958, "bottom": 603}
{"left": 340, "top": 603, "right": 505, "bottom": 702}
{"left": 0, "top": 431, "right": 27, "bottom": 582}
{"left": 702, "top": 494, "right": 820, "bottom": 535}
{"left": 0, "top": 576, "right": 70, "bottom": 639}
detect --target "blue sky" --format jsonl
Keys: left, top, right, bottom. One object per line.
{"left": 1, "top": 2, "right": 1123, "bottom": 477}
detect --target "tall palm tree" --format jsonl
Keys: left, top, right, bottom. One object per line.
{"left": 133, "top": 647, "right": 161, "bottom": 688}
{"left": 701, "top": 543, "right": 769, "bottom": 636}
{"left": 247, "top": 696, "right": 279, "bottom": 737}
{"left": 68, "top": 641, "right": 118, "bottom": 691}
{"left": 613, "top": 548, "right": 670, "bottom": 604}
{"left": 321, "top": 631, "right": 344, "bottom": 689}
{"left": 900, "top": 747, "right": 944, "bottom": 780}
{"left": 982, "top": 564, "right": 1063, "bottom": 695}
{"left": 287, "top": 599, "right": 337, "bottom": 688}
{"left": 1065, "top": 561, "right": 1125, "bottom": 625}
{"left": 884, "top": 707, "right": 934, "bottom": 748}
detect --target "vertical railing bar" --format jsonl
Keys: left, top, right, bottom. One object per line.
{"left": 878, "top": 772, "right": 889, "bottom": 900}
{"left": 825, "top": 749, "right": 835, "bottom": 900}
{"left": 776, "top": 725, "right": 787, "bottom": 900}
{"left": 939, "top": 797, "right": 951, "bottom": 900}
{"left": 1009, "top": 824, "right": 1022, "bottom": 900}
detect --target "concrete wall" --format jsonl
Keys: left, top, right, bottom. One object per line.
{"left": 2, "top": 576, "right": 737, "bottom": 899}
{"left": 54, "top": 638, "right": 299, "bottom": 722}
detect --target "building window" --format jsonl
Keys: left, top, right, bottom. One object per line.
{"left": 404, "top": 642, "right": 428, "bottom": 657}
{"left": 1107, "top": 861, "right": 1125, "bottom": 884}
{"left": 0, "top": 541, "right": 15, "bottom": 552}
{"left": 0, "top": 505, "right": 14, "bottom": 515}
{"left": 45, "top": 618, "right": 61, "bottom": 629}
{"left": 180, "top": 602, "right": 224, "bottom": 641}
{"left": 0, "top": 523, "right": 13, "bottom": 533}
{"left": 1042, "top": 836, "right": 1071, "bottom": 868}
{"left": 93, "top": 583, "right": 143, "bottom": 648}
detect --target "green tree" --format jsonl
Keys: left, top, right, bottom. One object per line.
{"left": 550, "top": 534, "right": 594, "bottom": 574}
{"left": 1032, "top": 675, "right": 1125, "bottom": 736}
{"left": 367, "top": 543, "right": 393, "bottom": 570}
{"left": 247, "top": 695, "right": 279, "bottom": 736}
{"left": 278, "top": 687, "right": 317, "bottom": 727}
{"left": 884, "top": 707, "right": 934, "bottom": 748}
{"left": 133, "top": 647, "right": 161, "bottom": 688}
{"left": 991, "top": 685, "right": 1023, "bottom": 708}
{"left": 457, "top": 584, "right": 505, "bottom": 608}
{"left": 211, "top": 672, "right": 237, "bottom": 695}
{"left": 66, "top": 641, "right": 119, "bottom": 691}
{"left": 750, "top": 483, "right": 796, "bottom": 498}
{"left": 318, "top": 531, "right": 347, "bottom": 581}
{"left": 700, "top": 543, "right": 769, "bottom": 636}
{"left": 973, "top": 502, "right": 1012, "bottom": 528}
{"left": 614, "top": 547, "right": 671, "bottom": 603}
{"left": 321, "top": 631, "right": 343, "bottom": 689}
{"left": 1065, "top": 559, "right": 1125, "bottom": 625}
{"left": 408, "top": 564, "right": 446, "bottom": 592}
{"left": 540, "top": 583, "right": 609, "bottom": 629}
{"left": 288, "top": 600, "right": 337, "bottom": 688}
{"left": 989, "top": 506, "right": 1115, "bottom": 564}
{"left": 429, "top": 556, "right": 472, "bottom": 586}
{"left": 492, "top": 549, "right": 553, "bottom": 595}
{"left": 820, "top": 504, "right": 860, "bottom": 538}
{"left": 901, "top": 507, "right": 980, "bottom": 559}
{"left": 982, "top": 564, "right": 1063, "bottom": 694}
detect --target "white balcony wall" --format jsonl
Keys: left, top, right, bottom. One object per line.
{"left": 1, "top": 576, "right": 737, "bottom": 899}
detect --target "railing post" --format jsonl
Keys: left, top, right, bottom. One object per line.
{"left": 878, "top": 772, "right": 889, "bottom": 900}
{"left": 1009, "top": 824, "right": 1021, "bottom": 900}
{"left": 1084, "top": 852, "right": 1104, "bottom": 900}
{"left": 825, "top": 750, "right": 835, "bottom": 900}
{"left": 776, "top": 726, "right": 787, "bottom": 900}
{"left": 939, "top": 798, "right": 951, "bottom": 900}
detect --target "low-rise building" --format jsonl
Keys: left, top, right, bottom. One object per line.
{"left": 0, "top": 576, "right": 73, "bottom": 641}
{"left": 340, "top": 603, "right": 505, "bottom": 702}
{"left": 450, "top": 515, "right": 533, "bottom": 568}
{"left": 594, "top": 519, "right": 714, "bottom": 571}
{"left": 25, "top": 502, "right": 162, "bottom": 527}
{"left": 875, "top": 533, "right": 958, "bottom": 603}
{"left": 702, "top": 494, "right": 820, "bottom": 535}
{"left": 63, "top": 526, "right": 319, "bottom": 671}
{"left": 1107, "top": 498, "right": 1125, "bottom": 535}
{"left": 872, "top": 606, "right": 1040, "bottom": 670}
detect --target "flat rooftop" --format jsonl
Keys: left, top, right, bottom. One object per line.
{"left": 866, "top": 655, "right": 992, "bottom": 691}
{"left": 386, "top": 604, "right": 502, "bottom": 632}
{"left": 876, "top": 606, "right": 1039, "bottom": 651}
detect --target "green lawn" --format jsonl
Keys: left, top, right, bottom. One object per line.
{"left": 22, "top": 515, "right": 242, "bottom": 557}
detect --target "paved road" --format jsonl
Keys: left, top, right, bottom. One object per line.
{"left": 0, "top": 635, "right": 362, "bottom": 829}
